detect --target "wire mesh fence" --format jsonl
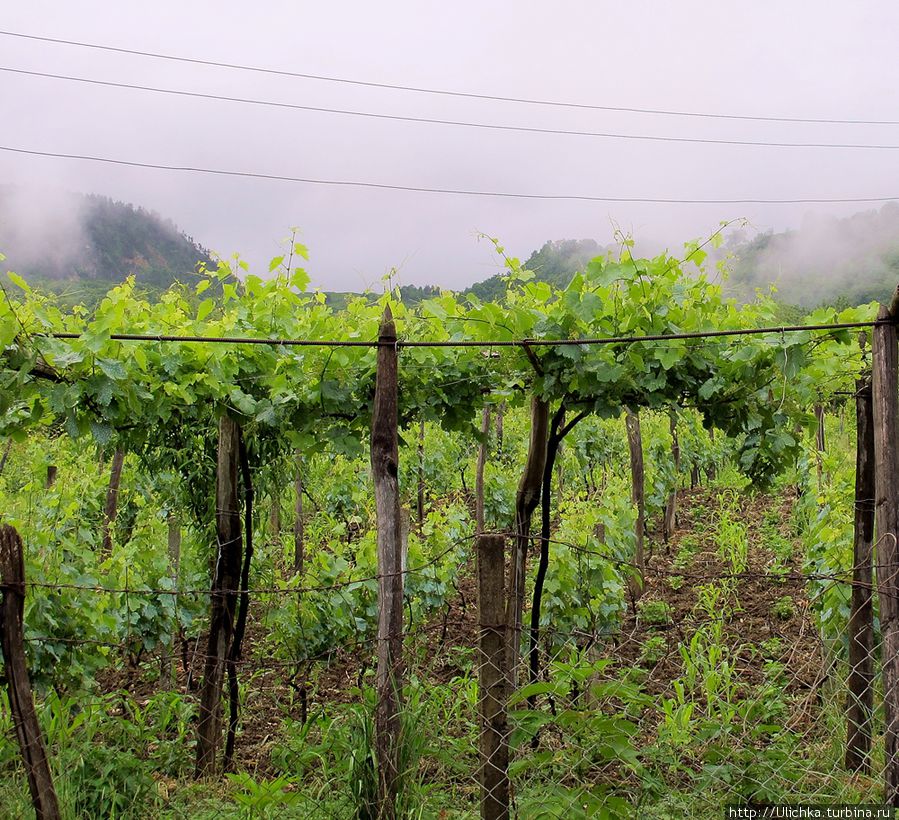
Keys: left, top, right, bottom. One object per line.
{"left": 0, "top": 486, "right": 893, "bottom": 819}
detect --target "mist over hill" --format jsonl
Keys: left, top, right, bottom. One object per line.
{"left": 0, "top": 186, "right": 212, "bottom": 292}
{"left": 462, "top": 207, "right": 899, "bottom": 310}
{"left": 2, "top": 184, "right": 897, "bottom": 312}
{"left": 726, "top": 204, "right": 899, "bottom": 308}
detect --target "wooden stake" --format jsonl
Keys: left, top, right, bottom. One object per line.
{"left": 195, "top": 415, "right": 243, "bottom": 778}
{"left": 815, "top": 403, "right": 827, "bottom": 493}
{"left": 663, "top": 408, "right": 680, "bottom": 544}
{"left": 0, "top": 525, "right": 60, "bottom": 820}
{"left": 417, "top": 418, "right": 426, "bottom": 533}
{"left": 225, "top": 431, "right": 255, "bottom": 771}
{"left": 847, "top": 374, "right": 875, "bottom": 773}
{"left": 506, "top": 396, "right": 549, "bottom": 687}
{"left": 293, "top": 452, "right": 305, "bottom": 575}
{"left": 625, "top": 408, "right": 646, "bottom": 596}
{"left": 872, "top": 297, "right": 899, "bottom": 806}
{"left": 478, "top": 534, "right": 509, "bottom": 820}
{"left": 101, "top": 448, "right": 125, "bottom": 555}
{"left": 161, "top": 511, "right": 182, "bottom": 684}
{"left": 270, "top": 491, "right": 281, "bottom": 544}
{"left": 475, "top": 406, "right": 491, "bottom": 534}
{"left": 371, "top": 307, "right": 403, "bottom": 818}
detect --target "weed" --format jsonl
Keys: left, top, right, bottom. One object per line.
{"left": 639, "top": 636, "right": 668, "bottom": 666}
{"left": 759, "top": 637, "right": 783, "bottom": 658}
{"left": 637, "top": 599, "right": 672, "bottom": 627}
{"left": 772, "top": 596, "right": 795, "bottom": 620}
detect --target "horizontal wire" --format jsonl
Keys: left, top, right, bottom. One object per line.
{"left": 6, "top": 67, "right": 899, "bottom": 151}
{"left": 3, "top": 144, "right": 899, "bottom": 205}
{"left": 1, "top": 29, "right": 896, "bottom": 126}
{"left": 34, "top": 319, "right": 885, "bottom": 349}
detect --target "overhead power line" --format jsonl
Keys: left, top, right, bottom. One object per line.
{"left": 1, "top": 28, "right": 896, "bottom": 127}
{"left": 5, "top": 66, "right": 899, "bottom": 151}
{"left": 2, "top": 144, "right": 898, "bottom": 205}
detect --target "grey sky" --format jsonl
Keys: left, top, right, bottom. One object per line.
{"left": 1, "top": 1, "right": 898, "bottom": 292}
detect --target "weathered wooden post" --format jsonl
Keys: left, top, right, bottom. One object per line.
{"left": 293, "top": 452, "right": 305, "bottom": 575}
{"left": 846, "top": 370, "right": 875, "bottom": 773}
{"left": 478, "top": 533, "right": 509, "bottom": 820}
{"left": 475, "top": 406, "right": 491, "bottom": 534}
{"left": 815, "top": 402, "right": 827, "bottom": 493}
{"left": 417, "top": 418, "right": 426, "bottom": 533}
{"left": 663, "top": 408, "right": 680, "bottom": 543}
{"left": 0, "top": 525, "right": 61, "bottom": 820}
{"left": 372, "top": 307, "right": 403, "bottom": 818}
{"left": 101, "top": 447, "right": 125, "bottom": 555}
{"left": 195, "top": 414, "right": 243, "bottom": 778}
{"left": 625, "top": 408, "right": 646, "bottom": 597}
{"left": 506, "top": 395, "right": 549, "bottom": 687}
{"left": 871, "top": 289, "right": 899, "bottom": 805}
{"left": 161, "top": 510, "right": 182, "bottom": 683}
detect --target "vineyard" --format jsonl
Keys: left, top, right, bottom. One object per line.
{"left": 0, "top": 238, "right": 896, "bottom": 819}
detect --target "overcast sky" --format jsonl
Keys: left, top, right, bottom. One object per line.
{"left": 1, "top": 2, "right": 898, "bottom": 292}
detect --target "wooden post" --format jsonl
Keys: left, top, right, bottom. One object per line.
{"left": 417, "top": 418, "right": 426, "bottom": 533}
{"left": 161, "top": 511, "right": 182, "bottom": 683}
{"left": 293, "top": 452, "right": 305, "bottom": 575}
{"left": 478, "top": 534, "right": 509, "bottom": 820}
{"left": 195, "top": 415, "right": 243, "bottom": 778}
{"left": 815, "top": 403, "right": 827, "bottom": 452}
{"left": 101, "top": 447, "right": 126, "bottom": 555}
{"left": 0, "top": 439, "right": 13, "bottom": 476}
{"left": 371, "top": 307, "right": 403, "bottom": 818}
{"left": 475, "top": 406, "right": 491, "bottom": 534}
{"left": 847, "top": 373, "right": 875, "bottom": 773}
{"left": 224, "top": 432, "right": 255, "bottom": 771}
{"left": 625, "top": 408, "right": 646, "bottom": 596}
{"left": 270, "top": 492, "right": 281, "bottom": 544}
{"left": 663, "top": 408, "right": 680, "bottom": 544}
{"left": 815, "top": 402, "right": 827, "bottom": 493}
{"left": 529, "top": 407, "right": 587, "bottom": 702}
{"left": 0, "top": 525, "right": 61, "bottom": 820}
{"left": 506, "top": 396, "right": 549, "bottom": 687}
{"left": 872, "top": 292, "right": 899, "bottom": 806}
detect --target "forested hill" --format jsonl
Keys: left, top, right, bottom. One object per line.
{"left": 0, "top": 187, "right": 212, "bottom": 295}
{"left": 322, "top": 239, "right": 608, "bottom": 308}
{"left": 465, "top": 238, "right": 606, "bottom": 302}
{"left": 727, "top": 203, "right": 899, "bottom": 308}
{"left": 462, "top": 207, "right": 899, "bottom": 309}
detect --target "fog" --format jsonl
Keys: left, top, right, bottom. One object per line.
{"left": 0, "top": 2, "right": 898, "bottom": 292}
{"left": 0, "top": 185, "right": 89, "bottom": 278}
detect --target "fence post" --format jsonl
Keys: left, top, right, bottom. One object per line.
{"left": 417, "top": 418, "right": 426, "bottom": 533}
{"left": 293, "top": 452, "right": 305, "bottom": 575}
{"left": 872, "top": 293, "right": 899, "bottom": 805}
{"left": 101, "top": 447, "right": 125, "bottom": 555}
{"left": 195, "top": 414, "right": 243, "bottom": 778}
{"left": 478, "top": 533, "right": 509, "bottom": 820}
{"left": 815, "top": 403, "right": 827, "bottom": 493}
{"left": 625, "top": 408, "right": 645, "bottom": 597}
{"left": 846, "top": 372, "right": 875, "bottom": 773}
{"left": 475, "top": 406, "right": 491, "bottom": 534}
{"left": 372, "top": 306, "right": 403, "bottom": 818}
{"left": 663, "top": 407, "right": 680, "bottom": 543}
{"left": 0, "top": 525, "right": 61, "bottom": 820}
{"left": 506, "top": 395, "right": 549, "bottom": 688}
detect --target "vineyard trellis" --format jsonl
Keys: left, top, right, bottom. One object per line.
{"left": 0, "top": 244, "right": 897, "bottom": 816}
